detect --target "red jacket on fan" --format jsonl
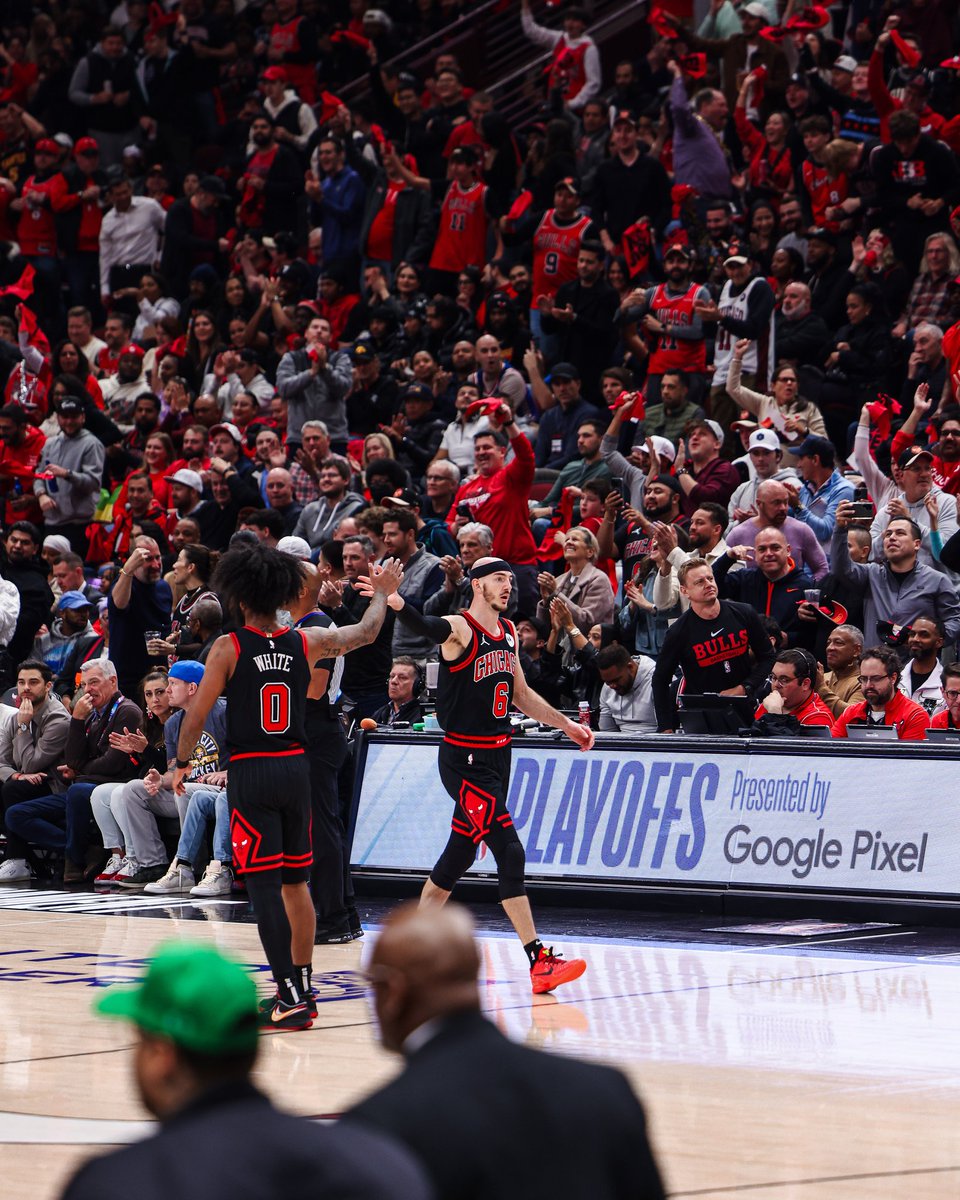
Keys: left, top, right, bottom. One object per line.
{"left": 16, "top": 170, "right": 68, "bottom": 256}
{"left": 0, "top": 422, "right": 45, "bottom": 525}
{"left": 447, "top": 430, "right": 536, "bottom": 565}
{"left": 734, "top": 107, "right": 794, "bottom": 204}
{"left": 801, "top": 159, "right": 847, "bottom": 233}
{"left": 754, "top": 692, "right": 835, "bottom": 728}
{"left": 833, "top": 690, "right": 929, "bottom": 740}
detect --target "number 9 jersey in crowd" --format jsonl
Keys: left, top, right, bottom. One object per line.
{"left": 436, "top": 611, "right": 518, "bottom": 750}
{"left": 226, "top": 626, "right": 311, "bottom": 760}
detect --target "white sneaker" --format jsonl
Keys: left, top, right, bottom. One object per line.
{"left": 0, "top": 858, "right": 33, "bottom": 882}
{"left": 190, "top": 860, "right": 234, "bottom": 896}
{"left": 144, "top": 861, "right": 196, "bottom": 894}
{"left": 94, "top": 852, "right": 124, "bottom": 884}
{"left": 114, "top": 855, "right": 141, "bottom": 881}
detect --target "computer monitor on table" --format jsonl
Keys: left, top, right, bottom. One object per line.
{"left": 845, "top": 724, "right": 898, "bottom": 742}
{"left": 677, "top": 694, "right": 755, "bottom": 735}
{"left": 924, "top": 728, "right": 960, "bottom": 744}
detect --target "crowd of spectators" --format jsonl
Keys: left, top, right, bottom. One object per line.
{"left": 4, "top": 0, "right": 960, "bottom": 888}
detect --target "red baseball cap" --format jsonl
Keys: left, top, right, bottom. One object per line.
{"left": 75, "top": 137, "right": 99, "bottom": 155}
{"left": 34, "top": 139, "right": 59, "bottom": 155}
{"left": 261, "top": 66, "right": 287, "bottom": 82}
{"left": 120, "top": 342, "right": 145, "bottom": 359}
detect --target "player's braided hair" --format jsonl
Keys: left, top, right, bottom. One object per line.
{"left": 212, "top": 543, "right": 305, "bottom": 617}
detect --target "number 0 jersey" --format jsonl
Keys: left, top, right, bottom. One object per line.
{"left": 437, "top": 612, "right": 518, "bottom": 750}
{"left": 226, "top": 626, "right": 310, "bottom": 760}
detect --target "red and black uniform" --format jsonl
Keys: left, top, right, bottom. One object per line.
{"left": 615, "top": 521, "right": 656, "bottom": 590}
{"left": 532, "top": 210, "right": 593, "bottom": 301}
{"left": 225, "top": 625, "right": 313, "bottom": 880}
{"left": 431, "top": 611, "right": 527, "bottom": 900}
{"left": 547, "top": 40, "right": 589, "bottom": 105}
{"left": 269, "top": 16, "right": 319, "bottom": 104}
{"left": 801, "top": 159, "right": 847, "bottom": 232}
{"left": 429, "top": 180, "right": 490, "bottom": 274}
{"left": 646, "top": 282, "right": 707, "bottom": 375}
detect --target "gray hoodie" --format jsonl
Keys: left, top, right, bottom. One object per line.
{"left": 34, "top": 428, "right": 105, "bottom": 526}
{"left": 293, "top": 490, "right": 366, "bottom": 548}
{"left": 276, "top": 348, "right": 353, "bottom": 443}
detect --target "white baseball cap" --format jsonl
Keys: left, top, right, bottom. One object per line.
{"left": 649, "top": 435, "right": 677, "bottom": 463}
{"left": 834, "top": 55, "right": 858, "bottom": 73}
{"left": 277, "top": 535, "right": 313, "bottom": 560}
{"left": 166, "top": 468, "right": 204, "bottom": 492}
{"left": 705, "top": 419, "right": 725, "bottom": 447}
{"left": 748, "top": 428, "right": 780, "bottom": 452}
{"left": 210, "top": 422, "right": 243, "bottom": 444}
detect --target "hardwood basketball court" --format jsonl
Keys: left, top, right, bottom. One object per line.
{"left": 1, "top": 885, "right": 958, "bottom": 1199}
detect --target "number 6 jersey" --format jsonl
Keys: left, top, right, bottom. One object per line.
{"left": 226, "top": 626, "right": 311, "bottom": 760}
{"left": 437, "top": 612, "right": 519, "bottom": 750}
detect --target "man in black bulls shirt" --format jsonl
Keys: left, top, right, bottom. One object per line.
{"left": 173, "top": 544, "right": 403, "bottom": 1032}
{"left": 652, "top": 557, "right": 773, "bottom": 732}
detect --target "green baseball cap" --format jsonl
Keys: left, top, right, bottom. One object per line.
{"left": 96, "top": 942, "right": 259, "bottom": 1055}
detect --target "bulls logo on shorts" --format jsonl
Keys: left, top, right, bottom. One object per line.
{"left": 230, "top": 809, "right": 282, "bottom": 873}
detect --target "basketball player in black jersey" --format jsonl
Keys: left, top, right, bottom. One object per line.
{"left": 173, "top": 544, "right": 403, "bottom": 1031}
{"left": 361, "top": 556, "right": 594, "bottom": 993}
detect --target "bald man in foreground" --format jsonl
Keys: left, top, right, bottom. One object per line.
{"left": 344, "top": 904, "right": 666, "bottom": 1200}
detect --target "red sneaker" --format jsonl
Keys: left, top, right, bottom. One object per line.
{"left": 94, "top": 852, "right": 124, "bottom": 885}
{"left": 530, "top": 947, "right": 587, "bottom": 994}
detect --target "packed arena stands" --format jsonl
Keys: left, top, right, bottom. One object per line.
{"left": 3, "top": 0, "right": 960, "bottom": 899}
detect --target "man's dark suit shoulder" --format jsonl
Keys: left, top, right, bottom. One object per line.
{"left": 344, "top": 1011, "right": 665, "bottom": 1200}
{"left": 61, "top": 1086, "right": 432, "bottom": 1200}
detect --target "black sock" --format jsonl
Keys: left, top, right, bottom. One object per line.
{"left": 278, "top": 973, "right": 301, "bottom": 1007}
{"left": 297, "top": 964, "right": 312, "bottom": 996}
{"left": 243, "top": 871, "right": 299, "bottom": 1005}
{"left": 524, "top": 939, "right": 544, "bottom": 968}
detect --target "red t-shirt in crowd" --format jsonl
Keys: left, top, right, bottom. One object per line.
{"left": 365, "top": 180, "right": 405, "bottom": 261}
{"left": 17, "top": 171, "right": 68, "bottom": 256}
{"left": 448, "top": 431, "right": 537, "bottom": 565}
{"left": 0, "top": 422, "right": 45, "bottom": 525}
